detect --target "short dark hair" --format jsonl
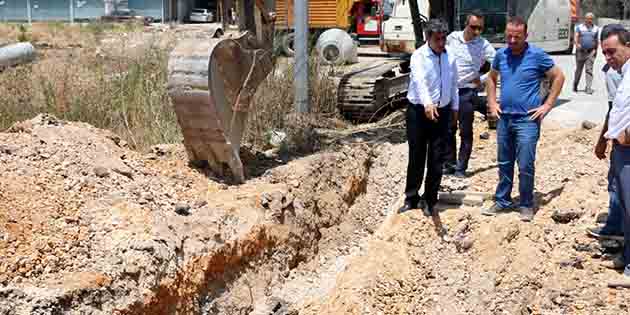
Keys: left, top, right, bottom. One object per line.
{"left": 506, "top": 16, "right": 528, "bottom": 33}
{"left": 600, "top": 23, "right": 630, "bottom": 44}
{"left": 465, "top": 10, "right": 484, "bottom": 25}
{"left": 425, "top": 18, "right": 449, "bottom": 39}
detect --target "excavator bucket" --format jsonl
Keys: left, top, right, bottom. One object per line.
{"left": 167, "top": 0, "right": 275, "bottom": 183}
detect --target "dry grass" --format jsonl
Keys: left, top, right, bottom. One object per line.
{"left": 0, "top": 22, "right": 179, "bottom": 150}
{"left": 246, "top": 57, "right": 343, "bottom": 149}
{"left": 0, "top": 22, "right": 342, "bottom": 152}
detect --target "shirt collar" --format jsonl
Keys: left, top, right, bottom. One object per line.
{"left": 622, "top": 59, "right": 630, "bottom": 76}
{"left": 421, "top": 43, "right": 445, "bottom": 57}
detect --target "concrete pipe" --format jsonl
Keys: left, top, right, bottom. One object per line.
{"left": 315, "top": 29, "right": 358, "bottom": 65}
{"left": 0, "top": 42, "right": 36, "bottom": 70}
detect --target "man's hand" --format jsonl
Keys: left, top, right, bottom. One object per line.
{"left": 451, "top": 111, "right": 459, "bottom": 130}
{"left": 618, "top": 128, "right": 630, "bottom": 146}
{"left": 424, "top": 104, "right": 439, "bottom": 122}
{"left": 528, "top": 103, "right": 552, "bottom": 121}
{"left": 595, "top": 138, "right": 608, "bottom": 159}
{"left": 488, "top": 101, "right": 502, "bottom": 119}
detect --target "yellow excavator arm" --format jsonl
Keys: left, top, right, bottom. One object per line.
{"left": 167, "top": 0, "right": 276, "bottom": 183}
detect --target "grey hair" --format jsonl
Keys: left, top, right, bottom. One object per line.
{"left": 601, "top": 23, "right": 630, "bottom": 45}
{"left": 585, "top": 12, "right": 595, "bottom": 18}
{"left": 425, "top": 18, "right": 449, "bottom": 39}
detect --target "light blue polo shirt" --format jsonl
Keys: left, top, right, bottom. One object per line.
{"left": 492, "top": 43, "right": 555, "bottom": 114}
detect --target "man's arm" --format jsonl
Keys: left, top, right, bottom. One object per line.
{"left": 595, "top": 106, "right": 611, "bottom": 159}
{"left": 574, "top": 25, "right": 581, "bottom": 50}
{"left": 409, "top": 52, "right": 434, "bottom": 107}
{"left": 529, "top": 66, "right": 565, "bottom": 121}
{"left": 479, "top": 41, "right": 497, "bottom": 84}
{"left": 451, "top": 59, "right": 459, "bottom": 111}
{"left": 486, "top": 69, "right": 500, "bottom": 117}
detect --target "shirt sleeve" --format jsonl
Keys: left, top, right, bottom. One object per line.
{"left": 410, "top": 51, "right": 434, "bottom": 106}
{"left": 491, "top": 51, "right": 501, "bottom": 71}
{"left": 483, "top": 40, "right": 496, "bottom": 65}
{"left": 451, "top": 59, "right": 459, "bottom": 110}
{"left": 538, "top": 51, "right": 555, "bottom": 73}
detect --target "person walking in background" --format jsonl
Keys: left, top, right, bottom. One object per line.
{"left": 587, "top": 24, "right": 626, "bottom": 243}
{"left": 482, "top": 16, "right": 565, "bottom": 222}
{"left": 399, "top": 19, "right": 459, "bottom": 216}
{"left": 573, "top": 12, "right": 600, "bottom": 94}
{"left": 444, "top": 9, "right": 496, "bottom": 178}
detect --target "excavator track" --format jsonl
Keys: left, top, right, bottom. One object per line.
{"left": 337, "top": 60, "right": 410, "bottom": 122}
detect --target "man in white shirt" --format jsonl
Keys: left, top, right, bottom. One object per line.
{"left": 444, "top": 10, "right": 496, "bottom": 177}
{"left": 599, "top": 27, "right": 630, "bottom": 288}
{"left": 400, "top": 19, "right": 459, "bottom": 216}
{"left": 573, "top": 12, "right": 600, "bottom": 94}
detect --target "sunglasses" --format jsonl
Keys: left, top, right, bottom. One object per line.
{"left": 602, "top": 48, "right": 617, "bottom": 56}
{"left": 469, "top": 25, "right": 484, "bottom": 31}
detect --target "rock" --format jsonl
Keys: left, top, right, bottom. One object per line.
{"left": 455, "top": 236, "right": 474, "bottom": 252}
{"left": 93, "top": 166, "right": 110, "bottom": 178}
{"left": 267, "top": 130, "right": 287, "bottom": 148}
{"left": 551, "top": 208, "right": 583, "bottom": 224}
{"left": 175, "top": 203, "right": 191, "bottom": 216}
{"left": 581, "top": 120, "right": 597, "bottom": 130}
{"left": 479, "top": 132, "right": 490, "bottom": 140}
{"left": 559, "top": 256, "right": 584, "bottom": 269}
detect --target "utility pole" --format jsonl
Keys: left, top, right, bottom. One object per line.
{"left": 26, "top": 0, "right": 32, "bottom": 24}
{"left": 70, "top": 0, "right": 75, "bottom": 23}
{"left": 294, "top": 0, "right": 309, "bottom": 113}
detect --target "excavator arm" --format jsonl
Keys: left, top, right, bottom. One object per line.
{"left": 167, "top": 0, "right": 276, "bottom": 183}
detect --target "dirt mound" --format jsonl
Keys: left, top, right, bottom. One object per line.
{"left": 0, "top": 115, "right": 375, "bottom": 314}
{"left": 2, "top": 114, "right": 630, "bottom": 314}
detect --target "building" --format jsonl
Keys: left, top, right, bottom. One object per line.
{"left": 0, "top": 0, "right": 221, "bottom": 23}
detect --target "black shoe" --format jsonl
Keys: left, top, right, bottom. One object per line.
{"left": 421, "top": 201, "right": 434, "bottom": 217}
{"left": 482, "top": 203, "right": 512, "bottom": 216}
{"left": 586, "top": 226, "right": 624, "bottom": 241}
{"left": 443, "top": 165, "right": 455, "bottom": 175}
{"left": 573, "top": 85, "right": 578, "bottom": 92}
{"left": 398, "top": 202, "right": 416, "bottom": 214}
{"left": 586, "top": 88, "right": 594, "bottom": 95}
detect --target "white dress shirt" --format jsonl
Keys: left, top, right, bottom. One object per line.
{"left": 446, "top": 31, "right": 496, "bottom": 88}
{"left": 605, "top": 60, "right": 630, "bottom": 139}
{"left": 407, "top": 44, "right": 459, "bottom": 110}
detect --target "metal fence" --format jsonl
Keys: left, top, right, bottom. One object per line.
{"left": 0, "top": 0, "right": 166, "bottom": 22}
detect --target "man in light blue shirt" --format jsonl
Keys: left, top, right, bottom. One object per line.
{"left": 444, "top": 10, "right": 496, "bottom": 177}
{"left": 400, "top": 19, "right": 459, "bottom": 216}
{"left": 482, "top": 16, "right": 565, "bottom": 222}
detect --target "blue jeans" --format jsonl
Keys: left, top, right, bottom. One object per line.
{"left": 612, "top": 145, "right": 630, "bottom": 264}
{"left": 602, "top": 146, "right": 624, "bottom": 235}
{"left": 495, "top": 114, "right": 540, "bottom": 209}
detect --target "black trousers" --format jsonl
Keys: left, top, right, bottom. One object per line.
{"left": 445, "top": 88, "right": 487, "bottom": 172}
{"left": 404, "top": 102, "right": 452, "bottom": 207}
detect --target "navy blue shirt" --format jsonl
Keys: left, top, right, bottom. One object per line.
{"left": 492, "top": 44, "right": 555, "bottom": 114}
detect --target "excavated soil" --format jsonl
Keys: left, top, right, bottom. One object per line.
{"left": 2, "top": 112, "right": 630, "bottom": 315}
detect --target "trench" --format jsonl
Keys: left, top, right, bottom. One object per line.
{"left": 111, "top": 143, "right": 393, "bottom": 315}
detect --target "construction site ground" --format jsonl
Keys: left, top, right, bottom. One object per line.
{"left": 2, "top": 23, "right": 630, "bottom": 315}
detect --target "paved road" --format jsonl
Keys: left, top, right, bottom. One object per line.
{"left": 544, "top": 53, "right": 609, "bottom": 128}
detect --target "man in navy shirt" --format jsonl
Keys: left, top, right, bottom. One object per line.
{"left": 482, "top": 16, "right": 565, "bottom": 222}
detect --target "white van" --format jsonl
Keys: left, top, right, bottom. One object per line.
{"left": 382, "top": 0, "right": 572, "bottom": 54}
